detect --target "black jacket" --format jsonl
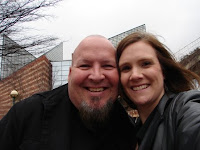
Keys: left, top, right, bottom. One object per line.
{"left": 0, "top": 84, "right": 136, "bottom": 150}
{"left": 137, "top": 90, "right": 200, "bottom": 150}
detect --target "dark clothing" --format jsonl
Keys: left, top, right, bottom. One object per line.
{"left": 0, "top": 84, "right": 136, "bottom": 150}
{"left": 136, "top": 105, "right": 157, "bottom": 146}
{"left": 136, "top": 90, "right": 200, "bottom": 150}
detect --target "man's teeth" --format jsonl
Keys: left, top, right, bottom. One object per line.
{"left": 132, "top": 85, "right": 148, "bottom": 91}
{"left": 89, "top": 88, "right": 104, "bottom": 92}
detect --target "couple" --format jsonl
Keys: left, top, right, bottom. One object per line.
{"left": 1, "top": 32, "right": 200, "bottom": 150}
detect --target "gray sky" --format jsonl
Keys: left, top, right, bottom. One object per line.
{"left": 29, "top": 0, "right": 200, "bottom": 60}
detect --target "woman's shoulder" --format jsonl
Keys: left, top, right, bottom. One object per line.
{"left": 173, "top": 90, "right": 200, "bottom": 103}
{"left": 169, "top": 90, "right": 200, "bottom": 119}
{"left": 169, "top": 90, "right": 200, "bottom": 148}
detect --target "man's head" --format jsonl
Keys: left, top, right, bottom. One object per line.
{"left": 68, "top": 35, "right": 119, "bottom": 126}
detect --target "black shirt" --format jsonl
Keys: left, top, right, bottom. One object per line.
{"left": 136, "top": 106, "right": 158, "bottom": 147}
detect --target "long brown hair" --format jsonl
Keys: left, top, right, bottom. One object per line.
{"left": 116, "top": 31, "right": 200, "bottom": 93}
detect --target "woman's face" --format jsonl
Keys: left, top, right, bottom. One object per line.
{"left": 119, "top": 41, "right": 165, "bottom": 111}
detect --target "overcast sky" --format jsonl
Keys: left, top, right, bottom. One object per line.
{"left": 29, "top": 0, "right": 200, "bottom": 60}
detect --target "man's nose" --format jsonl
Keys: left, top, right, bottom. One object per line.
{"left": 88, "top": 67, "right": 105, "bottom": 81}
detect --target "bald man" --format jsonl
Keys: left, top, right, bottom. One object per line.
{"left": 0, "top": 35, "right": 136, "bottom": 150}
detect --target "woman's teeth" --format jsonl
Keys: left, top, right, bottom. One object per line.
{"left": 132, "top": 85, "right": 148, "bottom": 91}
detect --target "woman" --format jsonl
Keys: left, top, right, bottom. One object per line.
{"left": 116, "top": 31, "right": 200, "bottom": 150}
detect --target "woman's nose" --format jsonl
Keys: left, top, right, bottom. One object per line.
{"left": 129, "top": 68, "right": 143, "bottom": 80}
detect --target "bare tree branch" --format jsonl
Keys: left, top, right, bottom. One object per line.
{"left": 0, "top": 0, "right": 62, "bottom": 58}
{"left": 0, "top": 0, "right": 62, "bottom": 34}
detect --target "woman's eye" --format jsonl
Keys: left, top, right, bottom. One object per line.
{"left": 142, "top": 61, "right": 151, "bottom": 67}
{"left": 120, "top": 66, "right": 131, "bottom": 72}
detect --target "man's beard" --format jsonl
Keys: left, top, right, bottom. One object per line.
{"left": 79, "top": 97, "right": 114, "bottom": 131}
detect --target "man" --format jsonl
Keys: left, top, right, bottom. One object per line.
{"left": 0, "top": 35, "right": 136, "bottom": 150}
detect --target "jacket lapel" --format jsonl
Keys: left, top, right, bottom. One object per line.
{"left": 138, "top": 94, "right": 171, "bottom": 150}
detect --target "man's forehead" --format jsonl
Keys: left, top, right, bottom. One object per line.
{"left": 72, "top": 35, "right": 115, "bottom": 64}
{"left": 74, "top": 51, "right": 116, "bottom": 64}
{"left": 76, "top": 57, "right": 115, "bottom": 63}
{"left": 76, "top": 35, "right": 114, "bottom": 50}
{"left": 80, "top": 40, "right": 113, "bottom": 50}
{"left": 74, "top": 44, "right": 115, "bottom": 58}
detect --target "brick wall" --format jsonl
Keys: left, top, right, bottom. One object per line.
{"left": 0, "top": 55, "right": 52, "bottom": 119}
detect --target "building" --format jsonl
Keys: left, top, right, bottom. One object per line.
{"left": 0, "top": 24, "right": 146, "bottom": 119}
{"left": 108, "top": 24, "right": 146, "bottom": 47}
{"left": 0, "top": 35, "right": 36, "bottom": 80}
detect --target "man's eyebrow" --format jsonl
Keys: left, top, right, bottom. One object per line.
{"left": 102, "top": 60, "right": 116, "bottom": 63}
{"left": 75, "top": 59, "right": 91, "bottom": 64}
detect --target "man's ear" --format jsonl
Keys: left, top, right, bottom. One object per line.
{"left": 68, "top": 67, "right": 72, "bottom": 82}
{"left": 69, "top": 67, "right": 72, "bottom": 74}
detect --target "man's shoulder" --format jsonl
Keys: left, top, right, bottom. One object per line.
{"left": 36, "top": 84, "right": 68, "bottom": 99}
{"left": 14, "top": 84, "right": 69, "bottom": 115}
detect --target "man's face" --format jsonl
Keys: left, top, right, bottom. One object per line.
{"left": 68, "top": 36, "right": 119, "bottom": 123}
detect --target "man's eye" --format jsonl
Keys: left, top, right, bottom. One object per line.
{"left": 103, "top": 64, "right": 115, "bottom": 70}
{"left": 79, "top": 64, "right": 90, "bottom": 69}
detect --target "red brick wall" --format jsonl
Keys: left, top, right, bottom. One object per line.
{"left": 0, "top": 55, "right": 52, "bottom": 119}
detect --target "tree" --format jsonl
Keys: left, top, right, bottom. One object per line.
{"left": 0, "top": 0, "right": 62, "bottom": 57}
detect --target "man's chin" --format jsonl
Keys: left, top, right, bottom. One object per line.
{"left": 79, "top": 100, "right": 114, "bottom": 130}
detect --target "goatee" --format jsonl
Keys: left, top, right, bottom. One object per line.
{"left": 79, "top": 98, "right": 114, "bottom": 131}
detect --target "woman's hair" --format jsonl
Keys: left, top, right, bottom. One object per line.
{"left": 116, "top": 31, "right": 200, "bottom": 94}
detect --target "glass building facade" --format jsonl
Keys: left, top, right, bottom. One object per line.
{"left": 0, "top": 35, "right": 35, "bottom": 80}
{"left": 108, "top": 24, "right": 146, "bottom": 47}
{"left": 51, "top": 60, "right": 71, "bottom": 89}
